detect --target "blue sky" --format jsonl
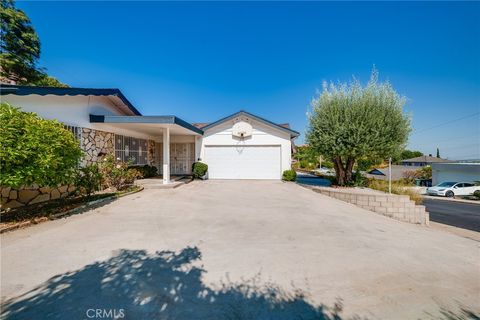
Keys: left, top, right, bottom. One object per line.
{"left": 18, "top": 1, "right": 480, "bottom": 160}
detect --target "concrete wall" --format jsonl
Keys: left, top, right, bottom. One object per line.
{"left": 199, "top": 117, "right": 292, "bottom": 175}
{"left": 432, "top": 163, "right": 480, "bottom": 185}
{"left": 310, "top": 187, "right": 429, "bottom": 226}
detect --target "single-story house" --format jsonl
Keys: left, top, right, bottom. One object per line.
{"left": 400, "top": 155, "right": 455, "bottom": 167}
{"left": 0, "top": 84, "right": 299, "bottom": 182}
{"left": 431, "top": 163, "right": 480, "bottom": 185}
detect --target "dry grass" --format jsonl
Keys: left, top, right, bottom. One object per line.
{"left": 368, "top": 179, "right": 423, "bottom": 204}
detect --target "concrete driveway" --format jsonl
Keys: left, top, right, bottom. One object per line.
{"left": 1, "top": 180, "right": 479, "bottom": 319}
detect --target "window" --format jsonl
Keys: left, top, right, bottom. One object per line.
{"left": 64, "top": 125, "right": 82, "bottom": 142}
{"left": 115, "top": 135, "right": 148, "bottom": 165}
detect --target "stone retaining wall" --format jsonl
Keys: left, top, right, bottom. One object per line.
{"left": 309, "top": 187, "right": 429, "bottom": 226}
{"left": 1, "top": 185, "right": 75, "bottom": 210}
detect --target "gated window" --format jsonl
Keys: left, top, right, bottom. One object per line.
{"left": 64, "top": 125, "right": 82, "bottom": 142}
{"left": 115, "top": 135, "right": 148, "bottom": 165}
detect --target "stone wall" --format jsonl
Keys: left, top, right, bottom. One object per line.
{"left": 309, "top": 187, "right": 429, "bottom": 226}
{"left": 1, "top": 185, "right": 75, "bottom": 210}
{"left": 82, "top": 128, "right": 114, "bottom": 165}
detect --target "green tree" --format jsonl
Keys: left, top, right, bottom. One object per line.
{"left": 392, "top": 149, "right": 423, "bottom": 164}
{"left": 0, "top": 103, "right": 82, "bottom": 188}
{"left": 306, "top": 69, "right": 411, "bottom": 185}
{"left": 436, "top": 147, "right": 440, "bottom": 158}
{"left": 0, "top": 0, "right": 67, "bottom": 86}
{"left": 0, "top": 0, "right": 40, "bottom": 83}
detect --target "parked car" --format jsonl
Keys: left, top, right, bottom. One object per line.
{"left": 426, "top": 182, "right": 480, "bottom": 197}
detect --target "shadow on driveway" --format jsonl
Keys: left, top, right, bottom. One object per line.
{"left": 1, "top": 247, "right": 347, "bottom": 320}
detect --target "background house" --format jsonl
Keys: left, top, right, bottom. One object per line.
{"left": 401, "top": 155, "right": 455, "bottom": 167}
{"left": 431, "top": 163, "right": 480, "bottom": 185}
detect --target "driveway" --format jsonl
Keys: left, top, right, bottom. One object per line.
{"left": 1, "top": 181, "right": 479, "bottom": 319}
{"left": 424, "top": 198, "right": 480, "bottom": 232}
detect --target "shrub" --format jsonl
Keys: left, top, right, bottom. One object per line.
{"left": 367, "top": 179, "right": 423, "bottom": 204}
{"left": 415, "top": 166, "right": 432, "bottom": 179}
{"left": 346, "top": 170, "right": 367, "bottom": 187}
{"left": 100, "top": 155, "right": 140, "bottom": 190}
{"left": 129, "top": 164, "right": 157, "bottom": 179}
{"left": 0, "top": 103, "right": 83, "bottom": 188}
{"left": 282, "top": 170, "right": 297, "bottom": 181}
{"left": 474, "top": 190, "right": 480, "bottom": 200}
{"left": 192, "top": 162, "right": 208, "bottom": 179}
{"left": 75, "top": 164, "right": 103, "bottom": 198}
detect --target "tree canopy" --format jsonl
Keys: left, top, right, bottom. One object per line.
{"left": 0, "top": 0, "right": 66, "bottom": 86}
{"left": 306, "top": 69, "right": 411, "bottom": 185}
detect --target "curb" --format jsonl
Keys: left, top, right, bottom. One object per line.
{"left": 422, "top": 195, "right": 480, "bottom": 205}
{"left": 0, "top": 186, "right": 144, "bottom": 234}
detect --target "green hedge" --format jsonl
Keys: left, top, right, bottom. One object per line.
{"left": 0, "top": 103, "right": 82, "bottom": 188}
{"left": 282, "top": 170, "right": 297, "bottom": 181}
{"left": 129, "top": 164, "right": 158, "bottom": 178}
{"left": 192, "top": 162, "right": 208, "bottom": 179}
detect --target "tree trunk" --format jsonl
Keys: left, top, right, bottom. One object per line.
{"left": 333, "top": 157, "right": 345, "bottom": 186}
{"left": 345, "top": 157, "right": 355, "bottom": 183}
{"left": 333, "top": 156, "right": 355, "bottom": 186}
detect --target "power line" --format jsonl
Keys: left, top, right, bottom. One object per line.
{"left": 411, "top": 112, "right": 480, "bottom": 134}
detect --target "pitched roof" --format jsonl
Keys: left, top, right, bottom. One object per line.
{"left": 192, "top": 122, "right": 210, "bottom": 129}
{"left": 367, "top": 165, "right": 417, "bottom": 181}
{"left": 201, "top": 110, "right": 300, "bottom": 138}
{"left": 0, "top": 84, "right": 142, "bottom": 116}
{"left": 401, "top": 155, "right": 455, "bottom": 163}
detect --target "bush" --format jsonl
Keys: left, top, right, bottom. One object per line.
{"left": 75, "top": 164, "right": 102, "bottom": 198}
{"left": 192, "top": 162, "right": 208, "bottom": 179}
{"left": 100, "top": 155, "right": 140, "bottom": 191}
{"left": 474, "top": 190, "right": 480, "bottom": 200}
{"left": 0, "top": 103, "right": 83, "bottom": 188}
{"left": 346, "top": 170, "right": 367, "bottom": 187}
{"left": 129, "top": 164, "right": 157, "bottom": 178}
{"left": 367, "top": 178, "right": 423, "bottom": 204}
{"left": 282, "top": 170, "right": 297, "bottom": 181}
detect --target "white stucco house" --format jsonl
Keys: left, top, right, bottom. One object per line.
{"left": 0, "top": 84, "right": 299, "bottom": 183}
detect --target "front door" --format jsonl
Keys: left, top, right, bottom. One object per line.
{"left": 156, "top": 143, "right": 195, "bottom": 175}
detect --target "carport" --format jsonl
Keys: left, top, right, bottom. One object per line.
{"left": 90, "top": 115, "right": 203, "bottom": 184}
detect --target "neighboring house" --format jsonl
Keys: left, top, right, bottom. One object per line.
{"left": 431, "top": 163, "right": 480, "bottom": 185}
{"left": 366, "top": 165, "right": 415, "bottom": 181}
{"left": 0, "top": 84, "right": 299, "bottom": 182}
{"left": 401, "top": 155, "right": 455, "bottom": 167}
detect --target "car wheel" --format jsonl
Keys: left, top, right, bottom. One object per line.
{"left": 445, "top": 190, "right": 454, "bottom": 198}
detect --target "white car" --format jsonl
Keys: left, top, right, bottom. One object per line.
{"left": 427, "top": 182, "right": 480, "bottom": 197}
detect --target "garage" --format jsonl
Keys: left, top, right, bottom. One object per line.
{"left": 204, "top": 145, "right": 281, "bottom": 179}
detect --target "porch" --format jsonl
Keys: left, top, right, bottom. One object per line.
{"left": 90, "top": 115, "right": 203, "bottom": 184}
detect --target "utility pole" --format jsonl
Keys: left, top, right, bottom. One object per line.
{"left": 319, "top": 155, "right": 322, "bottom": 169}
{"left": 388, "top": 157, "right": 392, "bottom": 194}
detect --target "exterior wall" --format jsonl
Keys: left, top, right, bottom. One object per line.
{"left": 199, "top": 119, "right": 292, "bottom": 175}
{"left": 309, "top": 187, "right": 429, "bottom": 226}
{"left": 82, "top": 128, "right": 115, "bottom": 166}
{"left": 3, "top": 95, "right": 124, "bottom": 128}
{"left": 432, "top": 163, "right": 480, "bottom": 185}
{"left": 1, "top": 185, "right": 75, "bottom": 210}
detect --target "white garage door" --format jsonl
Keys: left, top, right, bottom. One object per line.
{"left": 204, "top": 145, "right": 281, "bottom": 179}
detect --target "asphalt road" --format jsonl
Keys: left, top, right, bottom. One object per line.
{"left": 423, "top": 199, "right": 480, "bottom": 232}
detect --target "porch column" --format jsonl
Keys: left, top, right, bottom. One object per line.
{"left": 163, "top": 127, "right": 170, "bottom": 184}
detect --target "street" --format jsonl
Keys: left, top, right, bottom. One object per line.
{"left": 424, "top": 199, "right": 480, "bottom": 232}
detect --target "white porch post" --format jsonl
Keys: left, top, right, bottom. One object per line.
{"left": 163, "top": 127, "right": 170, "bottom": 184}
